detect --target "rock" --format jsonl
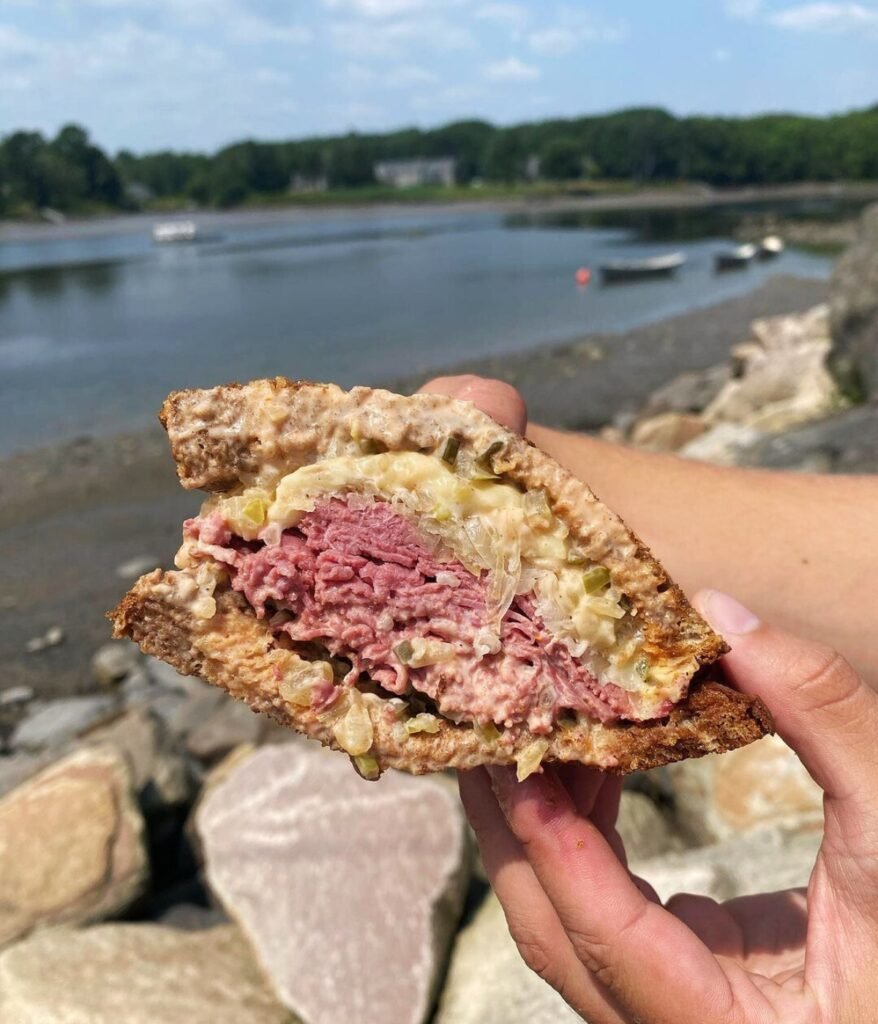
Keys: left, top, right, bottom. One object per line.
{"left": 24, "top": 625, "right": 65, "bottom": 654}
{"left": 11, "top": 696, "right": 117, "bottom": 752}
{"left": 197, "top": 745, "right": 469, "bottom": 1024}
{"left": 164, "top": 689, "right": 226, "bottom": 741}
{"left": 615, "top": 791, "right": 680, "bottom": 861}
{"left": 629, "top": 412, "right": 707, "bottom": 452}
{"left": 679, "top": 422, "right": 764, "bottom": 465}
{"left": 435, "top": 893, "right": 581, "bottom": 1024}
{"left": 0, "top": 685, "right": 35, "bottom": 707}
{"left": 0, "top": 924, "right": 291, "bottom": 1023}
{"left": 665, "top": 734, "right": 823, "bottom": 846}
{"left": 735, "top": 401, "right": 878, "bottom": 473}
{"left": 830, "top": 202, "right": 878, "bottom": 398}
{"left": 703, "top": 305, "right": 838, "bottom": 432}
{"left": 145, "top": 655, "right": 213, "bottom": 697}
{"left": 158, "top": 903, "right": 229, "bottom": 931}
{"left": 116, "top": 554, "right": 161, "bottom": 580}
{"left": 632, "top": 826, "right": 821, "bottom": 904}
{"left": 641, "top": 363, "right": 732, "bottom": 416}
{"left": 0, "top": 747, "right": 148, "bottom": 948}
{"left": 186, "top": 699, "right": 264, "bottom": 763}
{"left": 91, "top": 640, "right": 141, "bottom": 688}
{"left": 0, "top": 750, "right": 59, "bottom": 800}
{"left": 86, "top": 707, "right": 196, "bottom": 814}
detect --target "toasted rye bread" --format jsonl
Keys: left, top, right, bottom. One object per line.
{"left": 110, "top": 378, "right": 772, "bottom": 775}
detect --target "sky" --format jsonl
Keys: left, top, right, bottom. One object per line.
{"left": 1, "top": 0, "right": 876, "bottom": 154}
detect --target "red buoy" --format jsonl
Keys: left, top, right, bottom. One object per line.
{"left": 575, "top": 266, "right": 591, "bottom": 286}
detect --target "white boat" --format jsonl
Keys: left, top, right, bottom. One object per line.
{"left": 152, "top": 220, "right": 198, "bottom": 244}
{"left": 714, "top": 243, "right": 757, "bottom": 271}
{"left": 757, "top": 234, "right": 784, "bottom": 259}
{"left": 599, "top": 251, "right": 686, "bottom": 283}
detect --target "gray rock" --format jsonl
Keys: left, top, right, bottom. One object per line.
{"left": 197, "top": 745, "right": 469, "bottom": 1024}
{"left": 119, "top": 666, "right": 159, "bottom": 707}
{"left": 0, "top": 750, "right": 59, "bottom": 800}
{"left": 144, "top": 656, "right": 212, "bottom": 697}
{"left": 615, "top": 791, "right": 680, "bottom": 861}
{"left": 24, "top": 625, "right": 65, "bottom": 654}
{"left": 164, "top": 690, "right": 226, "bottom": 741}
{"left": 11, "top": 696, "right": 117, "bottom": 752}
{"left": 0, "top": 747, "right": 148, "bottom": 949}
{"left": 116, "top": 554, "right": 161, "bottom": 580}
{"left": 631, "top": 826, "right": 821, "bottom": 904}
{"left": 92, "top": 641, "right": 141, "bottom": 688}
{"left": 679, "top": 422, "right": 764, "bottom": 466}
{"left": 665, "top": 735, "right": 823, "bottom": 847}
{"left": 158, "top": 903, "right": 229, "bottom": 931}
{"left": 736, "top": 401, "right": 878, "bottom": 473}
{"left": 642, "top": 362, "right": 732, "bottom": 416}
{"left": 0, "top": 924, "right": 292, "bottom": 1023}
{"left": 435, "top": 893, "right": 581, "bottom": 1024}
{"left": 830, "top": 202, "right": 878, "bottom": 398}
{"left": 0, "top": 686, "right": 35, "bottom": 707}
{"left": 186, "top": 699, "right": 264, "bottom": 763}
{"left": 86, "top": 707, "right": 196, "bottom": 813}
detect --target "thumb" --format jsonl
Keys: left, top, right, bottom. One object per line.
{"left": 695, "top": 589, "right": 878, "bottom": 824}
{"left": 418, "top": 374, "right": 528, "bottom": 435}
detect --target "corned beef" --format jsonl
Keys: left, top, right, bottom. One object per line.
{"left": 185, "top": 498, "right": 638, "bottom": 733}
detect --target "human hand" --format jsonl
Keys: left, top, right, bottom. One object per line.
{"left": 420, "top": 374, "right": 878, "bottom": 1024}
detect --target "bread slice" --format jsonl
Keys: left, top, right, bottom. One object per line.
{"left": 110, "top": 379, "right": 771, "bottom": 778}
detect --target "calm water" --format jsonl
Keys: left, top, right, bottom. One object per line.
{"left": 0, "top": 204, "right": 833, "bottom": 456}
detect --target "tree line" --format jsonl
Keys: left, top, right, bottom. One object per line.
{"left": 2, "top": 105, "right": 878, "bottom": 215}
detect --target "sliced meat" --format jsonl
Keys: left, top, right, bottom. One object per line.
{"left": 185, "top": 498, "right": 637, "bottom": 733}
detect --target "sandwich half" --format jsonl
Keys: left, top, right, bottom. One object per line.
{"left": 110, "top": 379, "right": 771, "bottom": 780}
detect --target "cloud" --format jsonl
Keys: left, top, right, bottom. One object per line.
{"left": 724, "top": 0, "right": 763, "bottom": 16}
{"left": 527, "top": 8, "right": 628, "bottom": 54}
{"left": 323, "top": 0, "right": 427, "bottom": 17}
{"left": 474, "top": 2, "right": 529, "bottom": 30}
{"left": 483, "top": 55, "right": 541, "bottom": 81}
{"left": 330, "top": 16, "right": 473, "bottom": 55}
{"left": 769, "top": 2, "right": 878, "bottom": 31}
{"left": 528, "top": 26, "right": 578, "bottom": 55}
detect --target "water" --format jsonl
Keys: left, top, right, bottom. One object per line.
{"left": 0, "top": 204, "right": 833, "bottom": 456}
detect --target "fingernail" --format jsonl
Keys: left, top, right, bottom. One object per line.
{"left": 697, "top": 590, "right": 761, "bottom": 636}
{"left": 486, "top": 764, "right": 516, "bottom": 804}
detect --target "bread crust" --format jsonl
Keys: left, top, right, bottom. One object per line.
{"left": 110, "top": 379, "right": 773, "bottom": 774}
{"left": 111, "top": 569, "right": 772, "bottom": 775}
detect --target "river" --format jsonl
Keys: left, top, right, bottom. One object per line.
{"left": 0, "top": 202, "right": 833, "bottom": 456}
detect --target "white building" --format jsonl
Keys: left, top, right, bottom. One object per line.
{"left": 373, "top": 156, "right": 457, "bottom": 188}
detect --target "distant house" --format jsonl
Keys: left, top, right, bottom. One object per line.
{"left": 373, "top": 157, "right": 456, "bottom": 188}
{"left": 290, "top": 173, "right": 328, "bottom": 193}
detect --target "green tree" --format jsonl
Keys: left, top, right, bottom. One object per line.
{"left": 540, "top": 138, "right": 583, "bottom": 180}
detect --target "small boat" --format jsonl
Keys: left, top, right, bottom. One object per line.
{"left": 757, "top": 235, "right": 784, "bottom": 259}
{"left": 152, "top": 220, "right": 198, "bottom": 244}
{"left": 599, "top": 251, "right": 686, "bottom": 284}
{"left": 714, "top": 243, "right": 757, "bottom": 272}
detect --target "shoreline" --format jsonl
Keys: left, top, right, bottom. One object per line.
{"left": 0, "top": 272, "right": 827, "bottom": 701}
{"left": 3, "top": 181, "right": 877, "bottom": 244}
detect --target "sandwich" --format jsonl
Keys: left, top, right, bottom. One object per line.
{"left": 110, "top": 378, "right": 771, "bottom": 780}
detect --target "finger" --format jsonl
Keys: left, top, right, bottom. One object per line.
{"left": 459, "top": 770, "right": 630, "bottom": 1024}
{"left": 488, "top": 765, "right": 738, "bottom": 1024}
{"left": 418, "top": 374, "right": 528, "bottom": 434}
{"left": 695, "top": 590, "right": 878, "bottom": 824}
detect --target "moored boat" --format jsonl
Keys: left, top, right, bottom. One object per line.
{"left": 152, "top": 220, "right": 198, "bottom": 244}
{"left": 757, "top": 234, "right": 784, "bottom": 259}
{"left": 714, "top": 243, "right": 757, "bottom": 271}
{"left": 599, "top": 251, "right": 686, "bottom": 284}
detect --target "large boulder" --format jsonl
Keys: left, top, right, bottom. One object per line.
{"left": 435, "top": 893, "right": 580, "bottom": 1024}
{"left": 0, "top": 747, "right": 148, "bottom": 949}
{"left": 197, "top": 745, "right": 469, "bottom": 1024}
{"left": 665, "top": 734, "right": 823, "bottom": 846}
{"left": 631, "top": 826, "right": 821, "bottom": 904}
{"left": 10, "top": 695, "right": 117, "bottom": 752}
{"left": 830, "top": 202, "right": 878, "bottom": 398}
{"left": 0, "top": 924, "right": 291, "bottom": 1024}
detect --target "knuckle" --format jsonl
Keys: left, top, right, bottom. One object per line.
{"left": 506, "top": 920, "right": 555, "bottom": 982}
{"left": 789, "top": 645, "right": 864, "bottom": 718}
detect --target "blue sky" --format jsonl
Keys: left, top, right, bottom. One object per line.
{"left": 1, "top": 0, "right": 876, "bottom": 153}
